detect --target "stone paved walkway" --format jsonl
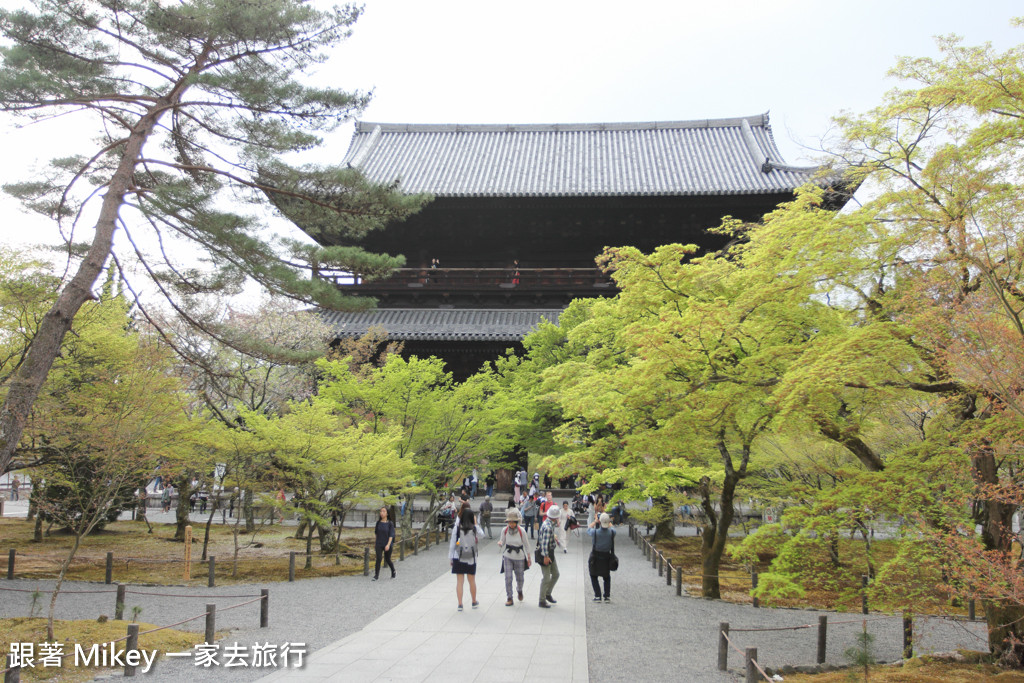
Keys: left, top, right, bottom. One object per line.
{"left": 258, "top": 528, "right": 588, "bottom": 683}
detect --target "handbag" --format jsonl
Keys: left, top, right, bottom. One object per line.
{"left": 609, "top": 532, "right": 618, "bottom": 571}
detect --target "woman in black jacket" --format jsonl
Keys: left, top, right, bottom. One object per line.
{"left": 373, "top": 506, "right": 396, "bottom": 580}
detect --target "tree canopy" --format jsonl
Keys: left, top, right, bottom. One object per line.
{"left": 0, "top": 0, "right": 429, "bottom": 474}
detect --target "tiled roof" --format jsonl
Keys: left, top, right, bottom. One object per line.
{"left": 319, "top": 308, "right": 563, "bottom": 342}
{"left": 342, "top": 114, "right": 819, "bottom": 198}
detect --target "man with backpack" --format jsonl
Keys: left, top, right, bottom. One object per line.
{"left": 537, "top": 505, "right": 561, "bottom": 608}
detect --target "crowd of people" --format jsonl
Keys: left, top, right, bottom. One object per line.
{"left": 425, "top": 470, "right": 621, "bottom": 610}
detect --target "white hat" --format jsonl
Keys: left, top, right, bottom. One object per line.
{"left": 599, "top": 513, "right": 611, "bottom": 528}
{"left": 546, "top": 506, "right": 561, "bottom": 520}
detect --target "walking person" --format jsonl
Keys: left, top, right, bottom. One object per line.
{"left": 522, "top": 494, "right": 538, "bottom": 539}
{"left": 10, "top": 476, "right": 20, "bottom": 502}
{"left": 470, "top": 468, "right": 479, "bottom": 499}
{"left": 587, "top": 512, "right": 615, "bottom": 602}
{"left": 479, "top": 496, "right": 494, "bottom": 538}
{"left": 373, "top": 506, "right": 396, "bottom": 580}
{"left": 448, "top": 505, "right": 484, "bottom": 611}
{"left": 497, "top": 507, "right": 532, "bottom": 605}
{"left": 556, "top": 500, "right": 574, "bottom": 553}
{"left": 537, "top": 505, "right": 561, "bottom": 608}
{"left": 485, "top": 471, "right": 495, "bottom": 498}
{"left": 514, "top": 469, "right": 523, "bottom": 504}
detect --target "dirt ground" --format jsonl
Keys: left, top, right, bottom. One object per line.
{"left": 0, "top": 517, "right": 406, "bottom": 585}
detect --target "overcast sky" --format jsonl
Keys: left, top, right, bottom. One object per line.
{"left": 2, "top": 0, "right": 1022, "bottom": 256}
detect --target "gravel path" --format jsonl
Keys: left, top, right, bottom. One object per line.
{"left": 585, "top": 529, "right": 989, "bottom": 682}
{"left": 0, "top": 542, "right": 450, "bottom": 681}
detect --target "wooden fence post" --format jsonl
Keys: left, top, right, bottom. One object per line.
{"left": 817, "top": 615, "right": 827, "bottom": 664}
{"left": 115, "top": 584, "right": 126, "bottom": 621}
{"left": 400, "top": 537, "right": 405, "bottom": 561}
{"left": 718, "top": 622, "right": 729, "bottom": 671}
{"left": 124, "top": 624, "right": 139, "bottom": 677}
{"left": 4, "top": 653, "right": 20, "bottom": 683}
{"left": 208, "top": 555, "right": 216, "bottom": 588}
{"left": 205, "top": 604, "right": 216, "bottom": 644}
{"left": 658, "top": 552, "right": 663, "bottom": 576}
{"left": 676, "top": 566, "right": 683, "bottom": 596}
{"left": 260, "top": 589, "right": 269, "bottom": 628}
{"left": 414, "top": 534, "right": 419, "bottom": 556}
{"left": 666, "top": 560, "right": 672, "bottom": 586}
{"left": 969, "top": 599, "right": 976, "bottom": 621}
{"left": 288, "top": 552, "right": 296, "bottom": 582}
{"left": 903, "top": 612, "right": 913, "bottom": 659}
{"left": 862, "top": 575, "right": 869, "bottom": 615}
{"left": 651, "top": 545, "right": 657, "bottom": 569}
{"left": 363, "top": 547, "right": 369, "bottom": 576}
{"left": 751, "top": 571, "right": 759, "bottom": 608}
{"left": 744, "top": 647, "right": 758, "bottom": 683}
{"left": 105, "top": 551, "right": 113, "bottom": 584}
{"left": 7, "top": 548, "right": 14, "bottom": 580}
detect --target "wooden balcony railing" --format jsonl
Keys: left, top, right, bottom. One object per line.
{"left": 319, "top": 267, "right": 615, "bottom": 290}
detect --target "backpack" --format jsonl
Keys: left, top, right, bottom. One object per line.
{"left": 456, "top": 525, "right": 478, "bottom": 562}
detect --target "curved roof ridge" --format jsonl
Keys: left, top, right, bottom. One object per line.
{"left": 354, "top": 115, "right": 771, "bottom": 134}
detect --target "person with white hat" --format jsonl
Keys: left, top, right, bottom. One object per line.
{"left": 587, "top": 512, "right": 616, "bottom": 602}
{"left": 497, "top": 507, "right": 532, "bottom": 605}
{"left": 537, "top": 504, "right": 562, "bottom": 608}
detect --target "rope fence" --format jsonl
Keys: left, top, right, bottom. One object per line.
{"left": 626, "top": 523, "right": 983, "bottom": 621}
{"left": 1, "top": 591, "right": 270, "bottom": 680}
{"left": 720, "top": 627, "right": 772, "bottom": 682}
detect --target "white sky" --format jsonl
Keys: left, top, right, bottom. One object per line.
{"left": 1, "top": 0, "right": 1022, "bottom": 259}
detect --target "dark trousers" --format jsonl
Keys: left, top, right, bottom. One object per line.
{"left": 524, "top": 515, "right": 535, "bottom": 538}
{"left": 589, "top": 551, "right": 612, "bottom": 598}
{"left": 374, "top": 545, "right": 395, "bottom": 578}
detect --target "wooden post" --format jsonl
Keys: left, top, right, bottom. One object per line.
{"left": 260, "top": 589, "right": 269, "bottom": 627}
{"left": 7, "top": 548, "right": 15, "bottom": 580}
{"left": 105, "top": 551, "right": 114, "bottom": 584}
{"left": 718, "top": 622, "right": 729, "bottom": 671}
{"left": 205, "top": 604, "right": 216, "bottom": 644}
{"left": 676, "top": 566, "right": 683, "bottom": 596}
{"left": 651, "top": 544, "right": 657, "bottom": 568}
{"left": 903, "top": 611, "right": 913, "bottom": 659}
{"left": 658, "top": 552, "right": 663, "bottom": 576}
{"left": 744, "top": 647, "right": 758, "bottom": 683}
{"left": 208, "top": 555, "right": 215, "bottom": 588}
{"left": 124, "top": 624, "right": 139, "bottom": 677}
{"left": 4, "top": 653, "right": 20, "bottom": 683}
{"left": 969, "top": 599, "right": 976, "bottom": 621}
{"left": 183, "top": 525, "right": 192, "bottom": 581}
{"left": 751, "top": 571, "right": 759, "bottom": 608}
{"left": 817, "top": 615, "right": 827, "bottom": 664}
{"left": 363, "top": 512, "right": 367, "bottom": 528}
{"left": 861, "top": 574, "right": 869, "bottom": 615}
{"left": 666, "top": 560, "right": 672, "bottom": 586}
{"left": 363, "top": 547, "right": 369, "bottom": 576}
{"left": 399, "top": 538, "right": 405, "bottom": 561}
{"left": 115, "top": 584, "right": 126, "bottom": 621}
{"left": 288, "top": 552, "right": 296, "bottom": 582}
{"left": 414, "top": 534, "right": 420, "bottom": 555}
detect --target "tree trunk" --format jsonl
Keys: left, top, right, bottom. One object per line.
{"left": 173, "top": 477, "right": 192, "bottom": 541}
{"left": 243, "top": 489, "right": 255, "bottom": 533}
{"left": 304, "top": 517, "right": 314, "bottom": 570}
{"left": 47, "top": 534, "right": 83, "bottom": 640}
{"left": 316, "top": 522, "right": 335, "bottom": 553}
{"left": 972, "top": 447, "right": 1024, "bottom": 660}
{"left": 699, "top": 472, "right": 738, "bottom": 599}
{"left": 200, "top": 496, "right": 219, "bottom": 562}
{"left": 650, "top": 496, "right": 676, "bottom": 541}
{"left": 0, "top": 89, "right": 187, "bottom": 476}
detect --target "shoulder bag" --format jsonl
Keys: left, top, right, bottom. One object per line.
{"left": 608, "top": 531, "right": 619, "bottom": 572}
